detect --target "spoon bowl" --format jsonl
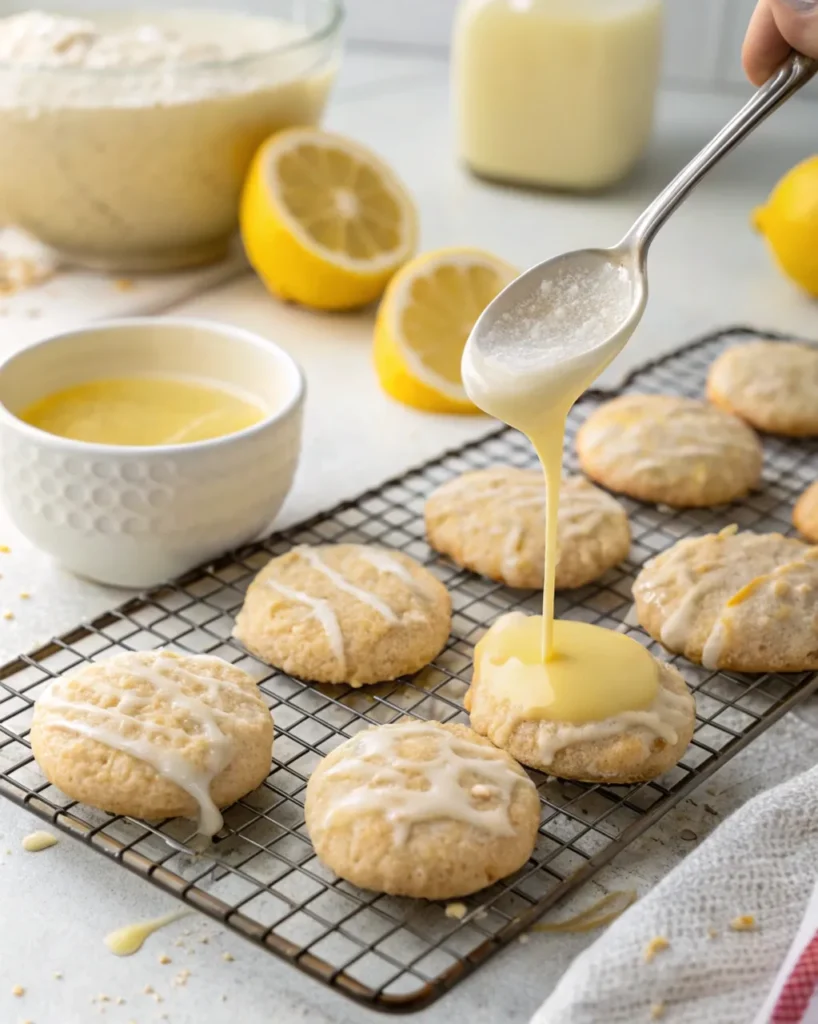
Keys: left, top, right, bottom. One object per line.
{"left": 462, "top": 246, "right": 645, "bottom": 429}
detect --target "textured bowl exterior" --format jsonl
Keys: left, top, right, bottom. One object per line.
{"left": 0, "top": 387, "right": 303, "bottom": 588}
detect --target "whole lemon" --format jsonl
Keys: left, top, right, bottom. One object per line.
{"left": 753, "top": 155, "right": 818, "bottom": 297}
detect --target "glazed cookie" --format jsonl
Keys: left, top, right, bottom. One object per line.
{"left": 233, "top": 544, "right": 452, "bottom": 687}
{"left": 425, "top": 468, "right": 631, "bottom": 589}
{"left": 576, "top": 394, "right": 763, "bottom": 507}
{"left": 31, "top": 651, "right": 274, "bottom": 835}
{"left": 794, "top": 482, "right": 818, "bottom": 543}
{"left": 707, "top": 339, "right": 818, "bottom": 437}
{"left": 466, "top": 613, "right": 695, "bottom": 784}
{"left": 633, "top": 528, "right": 818, "bottom": 672}
{"left": 304, "top": 720, "right": 540, "bottom": 899}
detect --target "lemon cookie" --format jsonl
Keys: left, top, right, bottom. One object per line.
{"left": 425, "top": 468, "right": 631, "bottom": 590}
{"left": 707, "top": 340, "right": 818, "bottom": 437}
{"left": 31, "top": 651, "right": 274, "bottom": 836}
{"left": 633, "top": 528, "right": 818, "bottom": 672}
{"left": 794, "top": 482, "right": 818, "bottom": 543}
{"left": 233, "top": 544, "right": 451, "bottom": 687}
{"left": 304, "top": 720, "right": 539, "bottom": 899}
{"left": 465, "top": 613, "right": 695, "bottom": 784}
{"left": 576, "top": 394, "right": 763, "bottom": 507}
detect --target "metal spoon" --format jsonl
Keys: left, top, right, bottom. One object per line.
{"left": 464, "top": 52, "right": 818, "bottom": 393}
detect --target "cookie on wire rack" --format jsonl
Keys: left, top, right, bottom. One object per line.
{"left": 30, "top": 651, "right": 274, "bottom": 836}
{"left": 707, "top": 339, "right": 818, "bottom": 437}
{"left": 425, "top": 468, "right": 631, "bottom": 589}
{"left": 465, "top": 613, "right": 695, "bottom": 785}
{"left": 305, "top": 720, "right": 540, "bottom": 899}
{"left": 233, "top": 544, "right": 451, "bottom": 687}
{"left": 633, "top": 528, "right": 818, "bottom": 672}
{"left": 576, "top": 394, "right": 763, "bottom": 508}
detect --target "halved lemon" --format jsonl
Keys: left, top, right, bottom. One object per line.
{"left": 241, "top": 128, "right": 418, "bottom": 311}
{"left": 374, "top": 247, "right": 518, "bottom": 414}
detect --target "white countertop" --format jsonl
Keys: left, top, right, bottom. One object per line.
{"left": 2, "top": 49, "right": 818, "bottom": 1024}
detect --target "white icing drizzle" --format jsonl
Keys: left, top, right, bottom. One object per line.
{"left": 262, "top": 546, "right": 436, "bottom": 673}
{"left": 701, "top": 619, "right": 727, "bottom": 671}
{"left": 637, "top": 532, "right": 815, "bottom": 667}
{"left": 358, "top": 549, "right": 422, "bottom": 592}
{"left": 700, "top": 551, "right": 818, "bottom": 670}
{"left": 502, "top": 524, "right": 525, "bottom": 580}
{"left": 491, "top": 682, "right": 691, "bottom": 769}
{"left": 266, "top": 578, "right": 347, "bottom": 675}
{"left": 317, "top": 721, "right": 534, "bottom": 844}
{"left": 36, "top": 653, "right": 243, "bottom": 836}
{"left": 295, "top": 546, "right": 399, "bottom": 623}
{"left": 659, "top": 572, "right": 722, "bottom": 652}
{"left": 582, "top": 400, "right": 760, "bottom": 475}
{"left": 440, "top": 473, "right": 623, "bottom": 581}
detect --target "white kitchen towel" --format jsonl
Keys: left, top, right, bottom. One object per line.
{"left": 532, "top": 763, "right": 818, "bottom": 1024}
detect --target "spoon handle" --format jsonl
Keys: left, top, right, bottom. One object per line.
{"left": 622, "top": 52, "right": 818, "bottom": 257}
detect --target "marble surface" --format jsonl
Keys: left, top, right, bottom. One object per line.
{"left": 1, "top": 49, "right": 818, "bottom": 1024}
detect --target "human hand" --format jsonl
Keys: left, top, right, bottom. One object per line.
{"left": 743, "top": 0, "right": 818, "bottom": 85}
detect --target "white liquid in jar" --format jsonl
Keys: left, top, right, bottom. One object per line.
{"left": 453, "top": 0, "right": 662, "bottom": 190}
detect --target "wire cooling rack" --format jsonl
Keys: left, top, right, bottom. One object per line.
{"left": 2, "top": 326, "right": 817, "bottom": 1014}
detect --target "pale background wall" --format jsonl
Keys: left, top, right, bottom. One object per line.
{"left": 343, "top": 0, "right": 778, "bottom": 95}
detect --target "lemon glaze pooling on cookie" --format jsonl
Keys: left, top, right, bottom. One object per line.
{"left": 313, "top": 721, "right": 535, "bottom": 844}
{"left": 475, "top": 613, "right": 657, "bottom": 723}
{"left": 472, "top": 612, "right": 690, "bottom": 763}
{"left": 36, "top": 652, "right": 252, "bottom": 836}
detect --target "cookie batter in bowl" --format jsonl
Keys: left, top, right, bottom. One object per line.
{"left": 0, "top": 2, "right": 341, "bottom": 271}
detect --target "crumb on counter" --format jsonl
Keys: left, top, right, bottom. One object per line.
{"left": 222, "top": 951, "right": 235, "bottom": 962}
{"left": 644, "top": 936, "right": 670, "bottom": 964}
{"left": 19, "top": 592, "right": 30, "bottom": 600}
{"left": 730, "top": 915, "right": 756, "bottom": 932}
{"left": 3, "top": 611, "right": 14, "bottom": 621}
{"left": 12, "top": 984, "right": 24, "bottom": 997}
{"left": 53, "top": 972, "right": 63, "bottom": 980}
{"left": 518, "top": 934, "right": 529, "bottom": 945}
{"left": 707, "top": 927, "right": 719, "bottom": 940}
{"left": 158, "top": 954, "right": 171, "bottom": 965}
{"left": 0, "top": 545, "right": 11, "bottom": 554}
{"left": 651, "top": 1002, "right": 666, "bottom": 1020}
{"left": 114, "top": 278, "right": 136, "bottom": 292}
{"left": 143, "top": 985, "right": 154, "bottom": 995}
{"left": 445, "top": 902, "right": 468, "bottom": 921}
{"left": 0, "top": 255, "right": 54, "bottom": 296}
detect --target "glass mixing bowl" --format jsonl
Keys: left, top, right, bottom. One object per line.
{"left": 0, "top": 1, "right": 343, "bottom": 272}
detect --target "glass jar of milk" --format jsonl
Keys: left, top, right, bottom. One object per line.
{"left": 453, "top": 0, "right": 662, "bottom": 190}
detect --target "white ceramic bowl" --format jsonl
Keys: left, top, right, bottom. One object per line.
{"left": 0, "top": 318, "right": 305, "bottom": 588}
